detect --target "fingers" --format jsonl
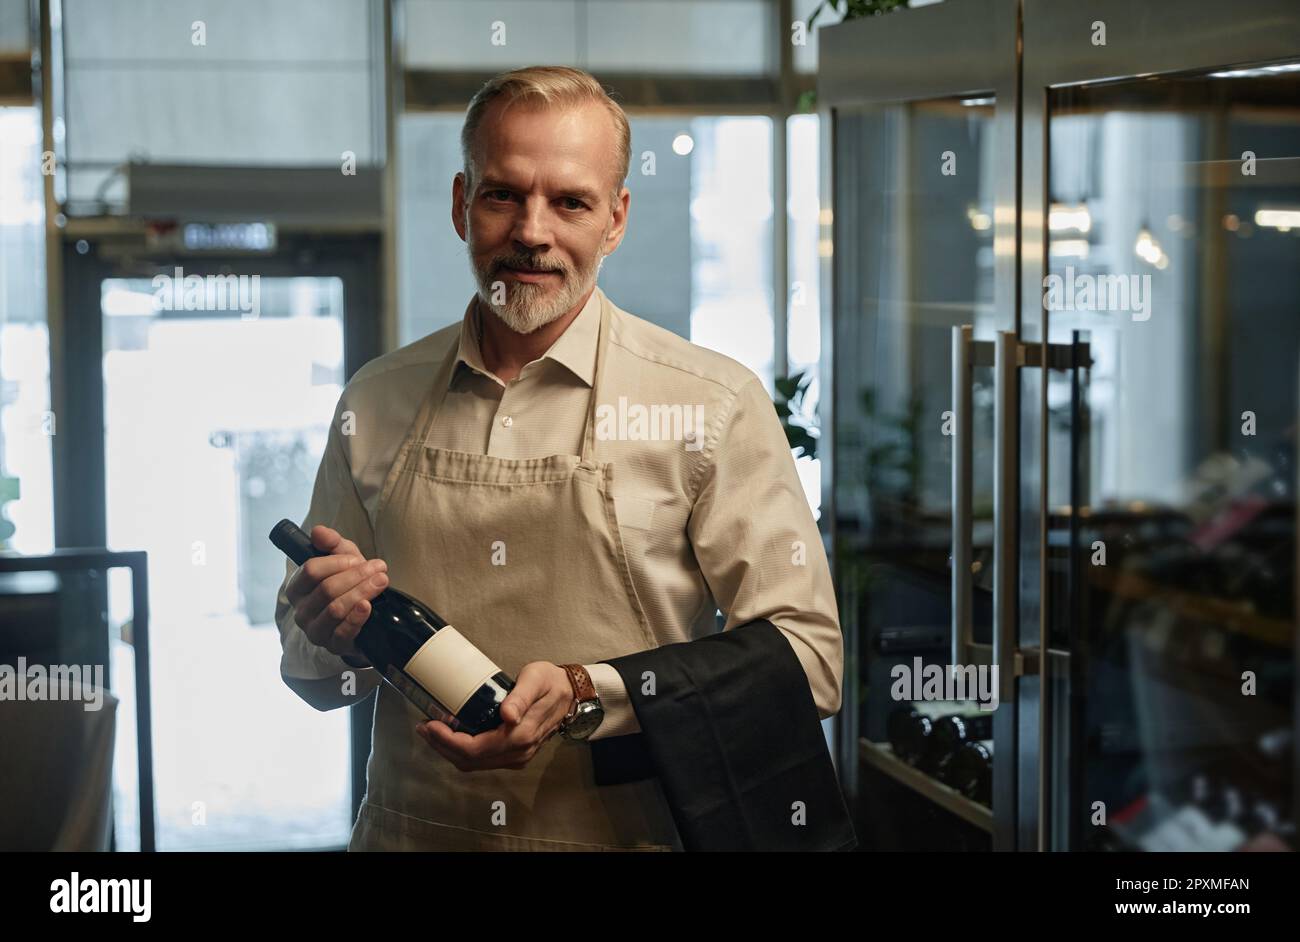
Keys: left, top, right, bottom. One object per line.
{"left": 416, "top": 666, "right": 569, "bottom": 771}
{"left": 418, "top": 722, "right": 504, "bottom": 771}
{"left": 285, "top": 524, "right": 365, "bottom": 602}
{"left": 311, "top": 558, "right": 388, "bottom": 620}
{"left": 295, "top": 559, "right": 369, "bottom": 637}
{"left": 501, "top": 663, "right": 572, "bottom": 748}
{"left": 499, "top": 662, "right": 550, "bottom": 726}
{"left": 417, "top": 720, "right": 539, "bottom": 771}
{"left": 285, "top": 530, "right": 389, "bottom": 648}
{"left": 330, "top": 598, "right": 373, "bottom": 657}
{"left": 286, "top": 551, "right": 368, "bottom": 605}
{"left": 309, "top": 525, "right": 362, "bottom": 559}
{"left": 303, "top": 562, "right": 389, "bottom": 648}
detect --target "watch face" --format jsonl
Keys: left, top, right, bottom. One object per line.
{"left": 565, "top": 702, "right": 604, "bottom": 740}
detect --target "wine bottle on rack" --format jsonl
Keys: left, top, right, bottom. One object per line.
{"left": 933, "top": 712, "right": 994, "bottom": 782}
{"left": 887, "top": 702, "right": 947, "bottom": 766}
{"left": 270, "top": 519, "right": 514, "bottom": 734}
{"left": 886, "top": 706, "right": 923, "bottom": 764}
{"left": 950, "top": 739, "right": 994, "bottom": 805}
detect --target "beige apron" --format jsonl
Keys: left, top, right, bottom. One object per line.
{"left": 349, "top": 291, "right": 681, "bottom": 851}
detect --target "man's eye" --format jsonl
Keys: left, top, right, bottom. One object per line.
{"left": 562, "top": 197, "right": 586, "bottom": 210}
{"left": 487, "top": 189, "right": 512, "bottom": 201}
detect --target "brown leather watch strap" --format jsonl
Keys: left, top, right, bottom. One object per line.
{"left": 559, "top": 663, "right": 597, "bottom": 714}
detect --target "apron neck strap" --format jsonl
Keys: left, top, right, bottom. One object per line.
{"left": 415, "top": 288, "right": 612, "bottom": 462}
{"left": 411, "top": 321, "right": 464, "bottom": 445}
{"left": 580, "top": 291, "right": 611, "bottom": 464}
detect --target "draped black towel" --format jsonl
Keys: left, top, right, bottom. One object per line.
{"left": 590, "top": 619, "right": 857, "bottom": 852}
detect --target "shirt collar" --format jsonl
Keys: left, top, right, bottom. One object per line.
{"left": 453, "top": 285, "right": 602, "bottom": 388}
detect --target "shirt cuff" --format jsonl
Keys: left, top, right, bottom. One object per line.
{"left": 282, "top": 622, "right": 356, "bottom": 680}
{"left": 584, "top": 662, "right": 642, "bottom": 740}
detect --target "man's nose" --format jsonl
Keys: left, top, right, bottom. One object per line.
{"left": 511, "top": 196, "right": 553, "bottom": 248}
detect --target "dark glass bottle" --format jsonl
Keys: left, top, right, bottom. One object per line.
{"left": 933, "top": 712, "right": 994, "bottom": 782}
{"left": 270, "top": 519, "right": 514, "bottom": 734}
{"left": 950, "top": 739, "right": 994, "bottom": 805}
{"left": 887, "top": 705, "right": 939, "bottom": 767}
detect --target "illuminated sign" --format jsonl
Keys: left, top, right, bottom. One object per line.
{"left": 181, "top": 222, "right": 276, "bottom": 252}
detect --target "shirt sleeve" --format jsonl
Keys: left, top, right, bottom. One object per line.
{"left": 586, "top": 375, "right": 844, "bottom": 742}
{"left": 274, "top": 396, "right": 383, "bottom": 712}
{"left": 685, "top": 375, "right": 844, "bottom": 719}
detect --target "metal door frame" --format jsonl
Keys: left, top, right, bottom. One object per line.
{"left": 817, "top": 0, "right": 1023, "bottom": 849}
{"left": 57, "top": 227, "right": 382, "bottom": 850}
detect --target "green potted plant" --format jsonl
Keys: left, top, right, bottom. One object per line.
{"left": 774, "top": 370, "right": 820, "bottom": 460}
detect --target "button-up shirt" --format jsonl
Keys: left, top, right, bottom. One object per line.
{"left": 275, "top": 285, "right": 843, "bottom": 740}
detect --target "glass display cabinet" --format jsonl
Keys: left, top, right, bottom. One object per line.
{"left": 820, "top": 0, "right": 1300, "bottom": 851}
{"left": 1024, "top": 0, "right": 1300, "bottom": 853}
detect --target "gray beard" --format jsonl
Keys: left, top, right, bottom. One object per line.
{"left": 475, "top": 252, "right": 606, "bottom": 335}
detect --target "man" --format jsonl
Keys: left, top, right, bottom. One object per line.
{"left": 274, "top": 66, "right": 848, "bottom": 851}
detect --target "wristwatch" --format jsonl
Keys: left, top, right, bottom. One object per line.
{"left": 557, "top": 664, "right": 604, "bottom": 741}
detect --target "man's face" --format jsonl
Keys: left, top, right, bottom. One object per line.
{"left": 453, "top": 99, "right": 629, "bottom": 334}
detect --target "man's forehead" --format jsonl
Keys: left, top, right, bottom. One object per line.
{"left": 478, "top": 153, "right": 604, "bottom": 187}
{"left": 476, "top": 101, "right": 614, "bottom": 176}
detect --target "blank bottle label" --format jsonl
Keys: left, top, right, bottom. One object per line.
{"left": 404, "top": 626, "right": 502, "bottom": 715}
{"left": 384, "top": 665, "right": 458, "bottom": 727}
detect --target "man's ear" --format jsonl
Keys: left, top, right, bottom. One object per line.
{"left": 602, "top": 185, "right": 631, "bottom": 255}
{"left": 451, "top": 172, "right": 469, "bottom": 242}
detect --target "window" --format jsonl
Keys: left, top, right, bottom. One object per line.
{"left": 0, "top": 106, "right": 52, "bottom": 552}
{"left": 59, "top": 0, "right": 385, "bottom": 214}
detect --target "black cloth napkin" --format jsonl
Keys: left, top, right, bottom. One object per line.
{"left": 590, "top": 619, "right": 857, "bottom": 851}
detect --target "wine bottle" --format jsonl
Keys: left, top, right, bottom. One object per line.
{"left": 950, "top": 739, "right": 993, "bottom": 805}
{"left": 933, "top": 712, "right": 994, "bottom": 782}
{"left": 886, "top": 703, "right": 940, "bottom": 766}
{"left": 887, "top": 701, "right": 968, "bottom": 770}
{"left": 886, "top": 705, "right": 921, "bottom": 763}
{"left": 270, "top": 519, "right": 514, "bottom": 734}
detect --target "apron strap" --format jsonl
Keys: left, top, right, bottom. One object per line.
{"left": 372, "top": 295, "right": 472, "bottom": 524}
{"left": 580, "top": 290, "right": 612, "bottom": 465}
{"left": 412, "top": 324, "right": 464, "bottom": 445}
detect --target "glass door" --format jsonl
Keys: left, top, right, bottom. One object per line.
{"left": 1025, "top": 0, "right": 1300, "bottom": 851}
{"left": 819, "top": 0, "right": 1021, "bottom": 849}
{"left": 60, "top": 233, "right": 381, "bottom": 850}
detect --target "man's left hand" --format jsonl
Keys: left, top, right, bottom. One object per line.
{"left": 415, "top": 661, "right": 575, "bottom": 771}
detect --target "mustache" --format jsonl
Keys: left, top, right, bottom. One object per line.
{"left": 493, "top": 255, "right": 567, "bottom": 275}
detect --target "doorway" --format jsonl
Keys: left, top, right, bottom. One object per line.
{"left": 59, "top": 230, "right": 381, "bottom": 850}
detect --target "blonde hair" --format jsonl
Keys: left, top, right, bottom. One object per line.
{"left": 461, "top": 66, "right": 631, "bottom": 206}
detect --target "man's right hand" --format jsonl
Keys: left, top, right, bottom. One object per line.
{"left": 285, "top": 525, "right": 388, "bottom": 664}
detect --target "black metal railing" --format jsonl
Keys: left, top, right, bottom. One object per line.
{"left": 0, "top": 548, "right": 153, "bottom": 852}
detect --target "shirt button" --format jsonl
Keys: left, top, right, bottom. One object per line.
{"left": 501, "top": 415, "right": 513, "bottom": 428}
